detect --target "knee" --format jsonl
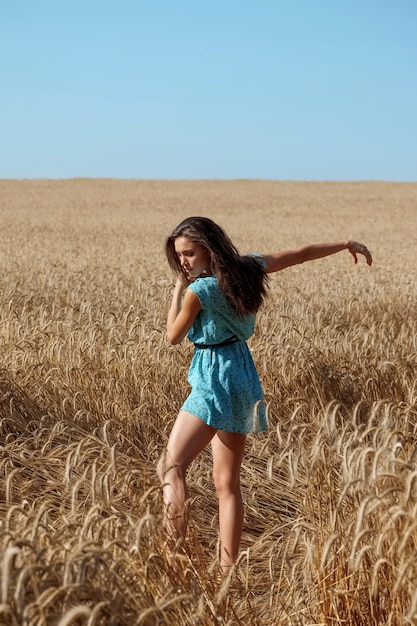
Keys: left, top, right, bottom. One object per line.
{"left": 212, "top": 468, "right": 240, "bottom": 497}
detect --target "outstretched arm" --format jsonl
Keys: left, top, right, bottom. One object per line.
{"left": 262, "top": 240, "right": 372, "bottom": 274}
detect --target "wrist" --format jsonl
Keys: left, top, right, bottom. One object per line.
{"left": 174, "top": 281, "right": 186, "bottom": 294}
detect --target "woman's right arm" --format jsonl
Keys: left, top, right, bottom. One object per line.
{"left": 166, "top": 277, "right": 201, "bottom": 345}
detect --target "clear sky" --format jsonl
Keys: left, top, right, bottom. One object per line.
{"left": 1, "top": 0, "right": 416, "bottom": 181}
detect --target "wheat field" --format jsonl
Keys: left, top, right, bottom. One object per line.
{"left": 0, "top": 179, "right": 416, "bottom": 625}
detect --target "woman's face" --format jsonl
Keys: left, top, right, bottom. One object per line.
{"left": 174, "top": 235, "right": 211, "bottom": 280}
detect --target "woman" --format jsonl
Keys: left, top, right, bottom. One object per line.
{"left": 157, "top": 216, "right": 372, "bottom": 574}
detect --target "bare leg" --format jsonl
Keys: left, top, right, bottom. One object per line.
{"left": 211, "top": 430, "right": 246, "bottom": 574}
{"left": 157, "top": 411, "right": 216, "bottom": 541}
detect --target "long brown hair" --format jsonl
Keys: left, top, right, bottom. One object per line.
{"left": 165, "top": 217, "right": 268, "bottom": 316}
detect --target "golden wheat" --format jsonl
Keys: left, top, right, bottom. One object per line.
{"left": 0, "top": 179, "right": 416, "bottom": 624}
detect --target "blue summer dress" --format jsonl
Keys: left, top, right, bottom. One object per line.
{"left": 181, "top": 263, "right": 267, "bottom": 435}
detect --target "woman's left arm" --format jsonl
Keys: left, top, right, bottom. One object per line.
{"left": 263, "top": 240, "right": 372, "bottom": 273}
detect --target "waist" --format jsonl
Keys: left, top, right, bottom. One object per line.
{"left": 194, "top": 336, "right": 241, "bottom": 349}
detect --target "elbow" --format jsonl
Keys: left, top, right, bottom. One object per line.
{"left": 166, "top": 329, "right": 182, "bottom": 345}
{"left": 297, "top": 248, "right": 310, "bottom": 264}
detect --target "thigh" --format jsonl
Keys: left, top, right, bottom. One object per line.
{"left": 165, "top": 410, "right": 217, "bottom": 473}
{"left": 211, "top": 430, "right": 247, "bottom": 487}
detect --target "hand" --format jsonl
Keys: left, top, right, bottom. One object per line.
{"left": 174, "top": 273, "right": 190, "bottom": 292}
{"left": 348, "top": 241, "right": 373, "bottom": 266}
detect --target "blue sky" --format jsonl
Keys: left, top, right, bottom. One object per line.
{"left": 1, "top": 1, "right": 416, "bottom": 181}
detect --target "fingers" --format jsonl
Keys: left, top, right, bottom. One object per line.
{"left": 176, "top": 271, "right": 191, "bottom": 288}
{"left": 359, "top": 244, "right": 373, "bottom": 266}
{"left": 348, "top": 241, "right": 373, "bottom": 266}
